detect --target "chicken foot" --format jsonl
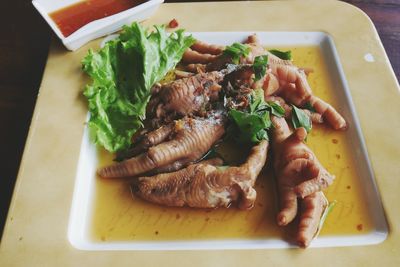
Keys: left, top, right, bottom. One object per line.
{"left": 98, "top": 114, "right": 226, "bottom": 178}
{"left": 271, "top": 116, "right": 333, "bottom": 247}
{"left": 132, "top": 140, "right": 269, "bottom": 209}
{"left": 262, "top": 65, "right": 347, "bottom": 130}
{"left": 182, "top": 34, "right": 292, "bottom": 73}
{"left": 148, "top": 71, "right": 225, "bottom": 119}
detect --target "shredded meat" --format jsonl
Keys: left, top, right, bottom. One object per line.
{"left": 132, "top": 140, "right": 268, "bottom": 209}
{"left": 98, "top": 113, "right": 226, "bottom": 178}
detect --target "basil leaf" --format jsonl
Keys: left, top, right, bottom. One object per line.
{"left": 267, "top": 101, "right": 285, "bottom": 117}
{"left": 269, "top": 49, "right": 292, "bottom": 60}
{"left": 229, "top": 109, "right": 271, "bottom": 143}
{"left": 291, "top": 105, "right": 312, "bottom": 133}
{"left": 228, "top": 89, "right": 273, "bottom": 144}
{"left": 223, "top": 42, "right": 250, "bottom": 64}
{"left": 253, "top": 55, "right": 269, "bottom": 81}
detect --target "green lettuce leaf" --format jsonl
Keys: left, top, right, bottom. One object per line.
{"left": 82, "top": 22, "right": 195, "bottom": 152}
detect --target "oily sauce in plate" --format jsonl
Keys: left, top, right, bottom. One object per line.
{"left": 90, "top": 46, "right": 374, "bottom": 242}
{"left": 49, "top": 0, "right": 147, "bottom": 37}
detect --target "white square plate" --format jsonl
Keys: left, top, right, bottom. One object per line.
{"left": 68, "top": 31, "right": 388, "bottom": 250}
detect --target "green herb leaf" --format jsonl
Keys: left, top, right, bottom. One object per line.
{"left": 229, "top": 109, "right": 271, "bottom": 143}
{"left": 267, "top": 101, "right": 285, "bottom": 117}
{"left": 291, "top": 105, "right": 312, "bottom": 133}
{"left": 228, "top": 89, "right": 276, "bottom": 144}
{"left": 82, "top": 22, "right": 195, "bottom": 152}
{"left": 249, "top": 88, "right": 265, "bottom": 113}
{"left": 269, "top": 49, "right": 292, "bottom": 60}
{"left": 253, "top": 55, "right": 269, "bottom": 81}
{"left": 223, "top": 42, "right": 251, "bottom": 64}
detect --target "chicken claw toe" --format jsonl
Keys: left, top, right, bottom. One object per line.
{"left": 295, "top": 169, "right": 334, "bottom": 199}
{"left": 297, "top": 192, "right": 328, "bottom": 248}
{"left": 190, "top": 40, "right": 225, "bottom": 55}
{"left": 276, "top": 187, "right": 298, "bottom": 226}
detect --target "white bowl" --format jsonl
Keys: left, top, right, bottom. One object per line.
{"left": 32, "top": 0, "right": 164, "bottom": 51}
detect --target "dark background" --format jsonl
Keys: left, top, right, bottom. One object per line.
{"left": 0, "top": 0, "right": 399, "bottom": 238}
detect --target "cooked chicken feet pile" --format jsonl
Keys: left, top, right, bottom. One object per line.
{"left": 183, "top": 34, "right": 346, "bottom": 130}
{"left": 98, "top": 34, "right": 346, "bottom": 248}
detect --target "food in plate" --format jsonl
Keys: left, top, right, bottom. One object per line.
{"left": 82, "top": 22, "right": 346, "bottom": 248}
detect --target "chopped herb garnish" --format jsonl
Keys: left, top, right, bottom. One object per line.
{"left": 252, "top": 55, "right": 269, "bottom": 81}
{"left": 223, "top": 42, "right": 251, "bottom": 64}
{"left": 228, "top": 89, "right": 285, "bottom": 144}
{"left": 292, "top": 105, "right": 312, "bottom": 133}
{"left": 269, "top": 49, "right": 292, "bottom": 60}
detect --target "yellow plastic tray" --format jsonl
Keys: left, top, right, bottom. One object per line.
{"left": 1, "top": 1, "right": 399, "bottom": 266}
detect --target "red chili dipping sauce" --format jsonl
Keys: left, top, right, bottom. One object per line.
{"left": 49, "top": 0, "right": 147, "bottom": 37}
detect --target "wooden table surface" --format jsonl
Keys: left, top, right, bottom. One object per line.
{"left": 0, "top": 0, "right": 399, "bottom": 238}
